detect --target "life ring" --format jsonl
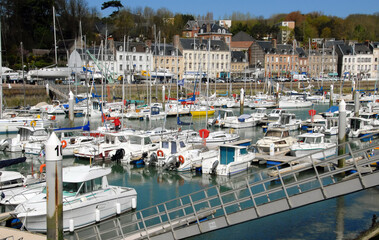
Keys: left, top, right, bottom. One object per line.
{"left": 169, "top": 105, "right": 172, "bottom": 109}
{"left": 30, "top": 120, "right": 37, "bottom": 127}
{"left": 61, "top": 140, "right": 67, "bottom": 149}
{"left": 39, "top": 164, "right": 46, "bottom": 173}
{"left": 51, "top": 115, "right": 56, "bottom": 120}
{"left": 210, "top": 106, "right": 214, "bottom": 109}
{"left": 157, "top": 150, "right": 164, "bottom": 157}
{"left": 178, "top": 155, "right": 185, "bottom": 164}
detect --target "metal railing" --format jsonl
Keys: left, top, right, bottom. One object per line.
{"left": 73, "top": 137, "right": 379, "bottom": 240}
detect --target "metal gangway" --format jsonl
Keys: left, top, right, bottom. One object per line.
{"left": 73, "top": 139, "right": 379, "bottom": 240}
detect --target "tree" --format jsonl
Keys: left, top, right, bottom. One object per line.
{"left": 101, "top": 0, "right": 123, "bottom": 16}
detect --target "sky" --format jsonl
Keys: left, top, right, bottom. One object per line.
{"left": 89, "top": 0, "right": 378, "bottom": 19}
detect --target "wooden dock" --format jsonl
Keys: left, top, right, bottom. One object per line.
{"left": 0, "top": 226, "right": 46, "bottom": 240}
{"left": 254, "top": 153, "right": 303, "bottom": 165}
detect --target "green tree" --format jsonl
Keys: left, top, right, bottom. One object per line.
{"left": 101, "top": 0, "right": 123, "bottom": 16}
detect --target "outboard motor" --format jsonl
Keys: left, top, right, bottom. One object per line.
{"left": 111, "top": 149, "right": 125, "bottom": 162}
{"left": 163, "top": 155, "right": 177, "bottom": 170}
{"left": 0, "top": 139, "right": 10, "bottom": 151}
{"left": 210, "top": 160, "right": 219, "bottom": 175}
{"left": 149, "top": 152, "right": 158, "bottom": 165}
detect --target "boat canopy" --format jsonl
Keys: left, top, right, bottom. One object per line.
{"left": 62, "top": 166, "right": 111, "bottom": 183}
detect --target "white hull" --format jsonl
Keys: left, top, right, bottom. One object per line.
{"left": 278, "top": 100, "right": 312, "bottom": 108}
{"left": 0, "top": 119, "right": 44, "bottom": 134}
{"left": 291, "top": 147, "right": 336, "bottom": 159}
{"left": 16, "top": 187, "right": 137, "bottom": 232}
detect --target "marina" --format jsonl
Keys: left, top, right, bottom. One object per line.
{"left": 1, "top": 2, "right": 379, "bottom": 239}
{"left": 0, "top": 101, "right": 378, "bottom": 239}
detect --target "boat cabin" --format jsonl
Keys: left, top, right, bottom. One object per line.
{"left": 159, "top": 138, "right": 188, "bottom": 155}
{"left": 297, "top": 133, "right": 325, "bottom": 144}
{"left": 268, "top": 109, "right": 286, "bottom": 121}
{"left": 218, "top": 109, "right": 234, "bottom": 119}
{"left": 264, "top": 128, "right": 290, "bottom": 138}
{"left": 0, "top": 171, "right": 25, "bottom": 190}
{"left": 61, "top": 166, "right": 110, "bottom": 197}
{"left": 279, "top": 113, "right": 297, "bottom": 125}
{"left": 17, "top": 127, "right": 48, "bottom": 142}
{"left": 219, "top": 145, "right": 250, "bottom": 165}
{"left": 349, "top": 117, "right": 371, "bottom": 131}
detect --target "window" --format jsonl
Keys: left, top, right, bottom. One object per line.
{"left": 120, "top": 64, "right": 123, "bottom": 71}
{"left": 133, "top": 56, "right": 136, "bottom": 61}
{"left": 139, "top": 56, "right": 142, "bottom": 61}
{"left": 119, "top": 55, "right": 122, "bottom": 60}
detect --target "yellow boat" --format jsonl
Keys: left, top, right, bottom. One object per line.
{"left": 190, "top": 109, "right": 215, "bottom": 117}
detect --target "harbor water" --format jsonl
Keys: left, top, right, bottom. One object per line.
{"left": 1, "top": 103, "right": 378, "bottom": 239}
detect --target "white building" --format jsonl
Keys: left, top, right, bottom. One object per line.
{"left": 337, "top": 43, "right": 375, "bottom": 79}
{"left": 370, "top": 42, "right": 379, "bottom": 79}
{"left": 114, "top": 40, "right": 153, "bottom": 83}
{"left": 178, "top": 38, "right": 231, "bottom": 79}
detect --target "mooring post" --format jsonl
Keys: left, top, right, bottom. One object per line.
{"left": 162, "top": 85, "right": 165, "bottom": 111}
{"left": 69, "top": 91, "right": 74, "bottom": 121}
{"left": 338, "top": 100, "right": 346, "bottom": 168}
{"left": 240, "top": 88, "right": 244, "bottom": 115}
{"left": 46, "top": 83, "right": 49, "bottom": 96}
{"left": 45, "top": 132, "right": 63, "bottom": 239}
{"left": 329, "top": 85, "right": 334, "bottom": 108}
{"left": 354, "top": 91, "right": 360, "bottom": 117}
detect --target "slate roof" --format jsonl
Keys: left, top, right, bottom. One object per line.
{"left": 150, "top": 44, "right": 183, "bottom": 56}
{"left": 179, "top": 38, "right": 229, "bottom": 51}
{"left": 232, "top": 31, "right": 254, "bottom": 42}
{"left": 354, "top": 43, "right": 372, "bottom": 54}
{"left": 325, "top": 40, "right": 344, "bottom": 48}
{"left": 114, "top": 41, "right": 148, "bottom": 53}
{"left": 337, "top": 43, "right": 372, "bottom": 55}
{"left": 183, "top": 20, "right": 216, "bottom": 30}
{"left": 198, "top": 23, "right": 230, "bottom": 34}
{"left": 256, "top": 41, "right": 301, "bottom": 55}
{"left": 231, "top": 51, "right": 247, "bottom": 62}
{"left": 337, "top": 44, "right": 353, "bottom": 55}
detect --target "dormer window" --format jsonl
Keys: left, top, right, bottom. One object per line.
{"left": 145, "top": 48, "right": 149, "bottom": 53}
{"left": 222, "top": 29, "right": 226, "bottom": 34}
{"left": 200, "top": 29, "right": 204, "bottom": 33}
{"left": 132, "top": 47, "right": 136, "bottom": 52}
{"left": 218, "top": 29, "right": 221, "bottom": 33}
{"left": 118, "top": 46, "right": 123, "bottom": 51}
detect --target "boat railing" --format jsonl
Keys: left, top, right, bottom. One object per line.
{"left": 73, "top": 134, "right": 379, "bottom": 239}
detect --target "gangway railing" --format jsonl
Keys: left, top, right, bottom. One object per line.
{"left": 72, "top": 138, "right": 379, "bottom": 240}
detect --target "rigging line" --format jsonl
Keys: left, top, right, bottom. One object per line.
{"left": 55, "top": 16, "right": 68, "bottom": 55}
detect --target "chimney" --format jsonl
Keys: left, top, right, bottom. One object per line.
{"left": 271, "top": 39, "right": 277, "bottom": 49}
{"left": 173, "top": 35, "right": 180, "bottom": 49}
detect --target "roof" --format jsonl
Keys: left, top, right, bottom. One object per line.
{"left": 198, "top": 23, "right": 230, "bottom": 34}
{"left": 183, "top": 20, "right": 216, "bottom": 31}
{"left": 0, "top": 171, "right": 25, "bottom": 182}
{"left": 151, "top": 44, "right": 183, "bottom": 56}
{"left": 63, "top": 165, "right": 111, "bottom": 183}
{"left": 231, "top": 51, "right": 247, "bottom": 63}
{"left": 179, "top": 38, "right": 230, "bottom": 51}
{"left": 114, "top": 41, "right": 149, "bottom": 53}
{"left": 337, "top": 44, "right": 353, "bottom": 55}
{"left": 232, "top": 31, "right": 254, "bottom": 42}
{"left": 298, "top": 132, "right": 324, "bottom": 138}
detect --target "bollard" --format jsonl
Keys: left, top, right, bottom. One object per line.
{"left": 276, "top": 82, "right": 279, "bottom": 104}
{"left": 338, "top": 100, "right": 346, "bottom": 168}
{"left": 69, "top": 91, "right": 74, "bottom": 121}
{"left": 329, "top": 85, "right": 334, "bottom": 108}
{"left": 354, "top": 91, "right": 360, "bottom": 117}
{"left": 45, "top": 132, "right": 63, "bottom": 240}
{"left": 240, "top": 88, "right": 244, "bottom": 115}
{"left": 46, "top": 83, "right": 49, "bottom": 96}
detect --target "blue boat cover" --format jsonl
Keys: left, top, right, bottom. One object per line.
{"left": 325, "top": 106, "right": 339, "bottom": 113}
{"left": 54, "top": 121, "right": 90, "bottom": 132}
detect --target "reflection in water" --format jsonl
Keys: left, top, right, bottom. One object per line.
{"left": 336, "top": 197, "right": 345, "bottom": 240}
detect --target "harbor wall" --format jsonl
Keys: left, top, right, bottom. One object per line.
{"left": 1, "top": 80, "right": 377, "bottom": 107}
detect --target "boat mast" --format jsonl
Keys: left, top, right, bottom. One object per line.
{"left": 206, "top": 39, "right": 210, "bottom": 127}
{"left": 122, "top": 35, "right": 126, "bottom": 127}
{"left": 53, "top": 6, "right": 58, "bottom": 66}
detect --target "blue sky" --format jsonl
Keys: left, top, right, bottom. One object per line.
{"left": 89, "top": 0, "right": 378, "bottom": 19}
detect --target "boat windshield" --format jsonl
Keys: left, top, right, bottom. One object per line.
{"left": 161, "top": 141, "right": 169, "bottom": 148}
{"left": 118, "top": 136, "right": 128, "bottom": 143}
{"left": 240, "top": 148, "right": 248, "bottom": 155}
{"left": 33, "top": 130, "right": 48, "bottom": 136}
{"left": 62, "top": 182, "right": 81, "bottom": 197}
{"left": 129, "top": 136, "right": 142, "bottom": 145}
{"left": 265, "top": 131, "right": 283, "bottom": 137}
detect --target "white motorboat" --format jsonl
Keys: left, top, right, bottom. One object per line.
{"left": 223, "top": 114, "right": 258, "bottom": 129}
{"left": 148, "top": 138, "right": 192, "bottom": 167}
{"left": 250, "top": 108, "right": 267, "bottom": 123}
{"left": 13, "top": 165, "right": 137, "bottom": 232}
{"left": 290, "top": 133, "right": 336, "bottom": 159}
{"left": 279, "top": 98, "right": 312, "bottom": 108}
{"left": 74, "top": 131, "right": 135, "bottom": 160}
{"left": 249, "top": 100, "right": 276, "bottom": 109}
{"left": 207, "top": 109, "right": 235, "bottom": 127}
{"left": 0, "top": 126, "right": 48, "bottom": 152}
{"left": 0, "top": 117, "right": 45, "bottom": 134}
{"left": 266, "top": 108, "right": 286, "bottom": 123}
{"left": 185, "top": 130, "right": 240, "bottom": 148}
{"left": 202, "top": 143, "right": 255, "bottom": 176}
{"left": 348, "top": 117, "right": 379, "bottom": 138}
{"left": 268, "top": 113, "right": 301, "bottom": 131}
{"left": 256, "top": 127, "right": 297, "bottom": 155}
{"left": 109, "top": 134, "right": 159, "bottom": 164}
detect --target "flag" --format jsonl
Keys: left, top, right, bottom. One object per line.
{"left": 177, "top": 79, "right": 184, "bottom": 86}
